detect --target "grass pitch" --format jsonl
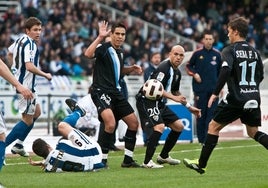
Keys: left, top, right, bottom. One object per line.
{"left": 0, "top": 139, "right": 267, "bottom": 188}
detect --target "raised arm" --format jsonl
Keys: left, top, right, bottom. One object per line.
{"left": 84, "top": 21, "right": 111, "bottom": 58}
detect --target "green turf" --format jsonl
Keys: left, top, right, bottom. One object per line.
{"left": 0, "top": 139, "right": 267, "bottom": 188}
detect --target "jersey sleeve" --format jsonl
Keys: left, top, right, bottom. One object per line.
{"left": 221, "top": 46, "right": 234, "bottom": 69}
{"left": 23, "top": 41, "right": 36, "bottom": 63}
{"left": 212, "top": 46, "right": 233, "bottom": 95}
{"left": 213, "top": 66, "right": 231, "bottom": 95}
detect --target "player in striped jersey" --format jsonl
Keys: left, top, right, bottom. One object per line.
{"left": 6, "top": 17, "right": 52, "bottom": 157}
{"left": 29, "top": 102, "right": 104, "bottom": 172}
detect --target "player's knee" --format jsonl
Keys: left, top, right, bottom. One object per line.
{"left": 128, "top": 120, "right": 139, "bottom": 131}
{"left": 57, "top": 122, "right": 66, "bottom": 132}
{"left": 124, "top": 115, "right": 139, "bottom": 131}
{"left": 246, "top": 126, "right": 258, "bottom": 138}
{"left": 170, "top": 121, "right": 184, "bottom": 132}
{"left": 208, "top": 121, "right": 222, "bottom": 134}
{"left": 154, "top": 123, "right": 165, "bottom": 132}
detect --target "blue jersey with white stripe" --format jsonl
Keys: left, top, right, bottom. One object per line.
{"left": 8, "top": 34, "right": 39, "bottom": 92}
{"left": 44, "top": 137, "right": 103, "bottom": 172}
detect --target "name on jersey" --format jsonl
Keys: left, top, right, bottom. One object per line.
{"left": 240, "top": 88, "right": 259, "bottom": 94}
{"left": 236, "top": 50, "right": 258, "bottom": 59}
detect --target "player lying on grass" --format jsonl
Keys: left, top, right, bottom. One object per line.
{"left": 29, "top": 99, "right": 104, "bottom": 172}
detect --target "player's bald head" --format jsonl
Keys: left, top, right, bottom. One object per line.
{"left": 170, "top": 45, "right": 185, "bottom": 53}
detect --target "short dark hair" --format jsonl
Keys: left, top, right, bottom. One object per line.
{"left": 228, "top": 17, "right": 248, "bottom": 39}
{"left": 32, "top": 138, "right": 50, "bottom": 159}
{"left": 111, "top": 22, "right": 126, "bottom": 33}
{"left": 24, "top": 17, "right": 42, "bottom": 30}
{"left": 202, "top": 30, "right": 213, "bottom": 37}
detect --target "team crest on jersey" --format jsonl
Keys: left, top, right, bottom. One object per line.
{"left": 153, "top": 115, "right": 159, "bottom": 121}
{"left": 156, "top": 72, "right": 165, "bottom": 81}
{"left": 210, "top": 56, "right": 217, "bottom": 65}
{"left": 29, "top": 50, "right": 34, "bottom": 58}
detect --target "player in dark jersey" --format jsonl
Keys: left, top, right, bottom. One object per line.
{"left": 84, "top": 21, "right": 142, "bottom": 168}
{"left": 136, "top": 45, "right": 201, "bottom": 168}
{"left": 183, "top": 17, "right": 268, "bottom": 174}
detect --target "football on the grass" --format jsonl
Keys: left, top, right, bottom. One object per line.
{"left": 142, "top": 79, "right": 164, "bottom": 100}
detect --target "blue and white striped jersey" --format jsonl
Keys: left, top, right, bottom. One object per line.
{"left": 8, "top": 34, "right": 39, "bottom": 92}
{"left": 44, "top": 137, "right": 103, "bottom": 172}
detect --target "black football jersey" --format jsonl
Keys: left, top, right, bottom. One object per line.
{"left": 222, "top": 41, "right": 264, "bottom": 107}
{"left": 92, "top": 42, "right": 124, "bottom": 93}
{"left": 150, "top": 59, "right": 182, "bottom": 95}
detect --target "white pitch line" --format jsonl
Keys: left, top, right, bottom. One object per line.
{"left": 5, "top": 144, "right": 261, "bottom": 166}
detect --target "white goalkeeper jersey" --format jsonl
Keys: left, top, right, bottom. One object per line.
{"left": 44, "top": 130, "right": 103, "bottom": 172}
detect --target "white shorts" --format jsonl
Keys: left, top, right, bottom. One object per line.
{"left": 17, "top": 93, "right": 39, "bottom": 115}
{"left": 0, "top": 112, "right": 6, "bottom": 134}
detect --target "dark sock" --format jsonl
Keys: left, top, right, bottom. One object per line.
{"left": 144, "top": 131, "right": 162, "bottom": 164}
{"left": 123, "top": 129, "right": 137, "bottom": 163}
{"left": 199, "top": 133, "right": 218, "bottom": 168}
{"left": 98, "top": 130, "right": 113, "bottom": 158}
{"left": 254, "top": 131, "right": 268, "bottom": 149}
{"left": 160, "top": 130, "right": 181, "bottom": 158}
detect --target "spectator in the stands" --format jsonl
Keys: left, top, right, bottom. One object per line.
{"left": 72, "top": 56, "right": 86, "bottom": 76}
{"left": 1, "top": 0, "right": 268, "bottom": 77}
{"left": 49, "top": 54, "right": 72, "bottom": 76}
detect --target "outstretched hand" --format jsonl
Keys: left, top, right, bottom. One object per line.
{"left": 132, "top": 64, "right": 142, "bottom": 75}
{"left": 98, "top": 21, "right": 111, "bottom": 39}
{"left": 28, "top": 157, "right": 46, "bottom": 170}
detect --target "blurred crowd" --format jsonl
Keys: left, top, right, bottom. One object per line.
{"left": 0, "top": 0, "right": 268, "bottom": 76}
